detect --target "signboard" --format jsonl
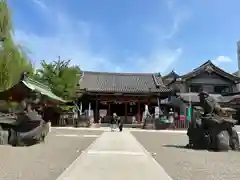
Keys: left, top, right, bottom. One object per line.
{"left": 155, "top": 107, "right": 160, "bottom": 119}
{"left": 180, "top": 115, "right": 185, "bottom": 121}
{"left": 99, "top": 109, "right": 107, "bottom": 118}
{"left": 161, "top": 98, "right": 168, "bottom": 104}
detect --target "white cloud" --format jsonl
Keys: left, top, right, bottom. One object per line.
{"left": 163, "top": 17, "right": 181, "bottom": 39}
{"left": 14, "top": 28, "right": 116, "bottom": 72}
{"left": 31, "top": 0, "right": 48, "bottom": 10}
{"left": 13, "top": 0, "right": 184, "bottom": 73}
{"left": 212, "top": 56, "right": 232, "bottom": 65}
{"left": 123, "top": 48, "right": 182, "bottom": 73}
{"left": 139, "top": 48, "right": 182, "bottom": 73}
{"left": 163, "top": 0, "right": 190, "bottom": 39}
{"left": 215, "top": 56, "right": 232, "bottom": 62}
{"left": 164, "top": 0, "right": 179, "bottom": 39}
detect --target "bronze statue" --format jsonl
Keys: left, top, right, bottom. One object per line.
{"left": 187, "top": 91, "right": 239, "bottom": 151}
{"left": 0, "top": 97, "right": 50, "bottom": 146}
{"left": 199, "top": 91, "right": 226, "bottom": 117}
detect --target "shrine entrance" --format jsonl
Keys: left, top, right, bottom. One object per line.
{"left": 98, "top": 99, "right": 145, "bottom": 124}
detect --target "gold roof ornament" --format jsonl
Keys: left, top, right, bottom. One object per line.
{"left": 205, "top": 65, "right": 214, "bottom": 74}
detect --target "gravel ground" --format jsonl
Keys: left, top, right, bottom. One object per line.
{"left": 0, "top": 129, "right": 103, "bottom": 180}
{"left": 132, "top": 131, "right": 240, "bottom": 180}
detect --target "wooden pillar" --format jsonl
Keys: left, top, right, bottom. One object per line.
{"left": 77, "top": 100, "right": 82, "bottom": 117}
{"left": 124, "top": 102, "right": 127, "bottom": 123}
{"left": 95, "top": 97, "right": 99, "bottom": 123}
{"left": 108, "top": 103, "right": 111, "bottom": 116}
{"left": 147, "top": 97, "right": 150, "bottom": 115}
{"left": 138, "top": 100, "right": 141, "bottom": 121}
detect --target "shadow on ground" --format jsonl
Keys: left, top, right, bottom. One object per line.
{"left": 163, "top": 144, "right": 188, "bottom": 149}
{"left": 162, "top": 144, "right": 240, "bottom": 152}
{"left": 163, "top": 144, "right": 211, "bottom": 151}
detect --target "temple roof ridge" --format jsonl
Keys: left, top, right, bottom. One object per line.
{"left": 180, "top": 60, "right": 240, "bottom": 83}
{"left": 77, "top": 70, "right": 171, "bottom": 94}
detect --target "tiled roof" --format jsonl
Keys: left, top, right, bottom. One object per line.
{"left": 0, "top": 74, "right": 65, "bottom": 103}
{"left": 177, "top": 93, "right": 225, "bottom": 103}
{"left": 78, "top": 71, "right": 171, "bottom": 93}
{"left": 162, "top": 70, "right": 180, "bottom": 85}
{"left": 233, "top": 71, "right": 238, "bottom": 76}
{"left": 23, "top": 77, "right": 66, "bottom": 102}
{"left": 163, "top": 70, "right": 180, "bottom": 78}
{"left": 180, "top": 60, "right": 240, "bottom": 83}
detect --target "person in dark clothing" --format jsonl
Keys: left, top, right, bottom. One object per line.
{"left": 110, "top": 113, "right": 118, "bottom": 131}
{"left": 118, "top": 118, "right": 123, "bottom": 132}
{"left": 110, "top": 113, "right": 116, "bottom": 124}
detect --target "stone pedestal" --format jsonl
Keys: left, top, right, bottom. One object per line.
{"left": 0, "top": 130, "right": 9, "bottom": 145}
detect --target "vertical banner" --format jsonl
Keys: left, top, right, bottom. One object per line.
{"left": 179, "top": 107, "right": 185, "bottom": 121}
{"left": 88, "top": 103, "right": 91, "bottom": 117}
{"left": 187, "top": 107, "right": 192, "bottom": 121}
{"left": 155, "top": 106, "right": 160, "bottom": 119}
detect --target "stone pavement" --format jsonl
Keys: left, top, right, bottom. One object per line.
{"left": 53, "top": 126, "right": 186, "bottom": 133}
{"left": 56, "top": 131, "right": 172, "bottom": 180}
{"left": 54, "top": 126, "right": 240, "bottom": 134}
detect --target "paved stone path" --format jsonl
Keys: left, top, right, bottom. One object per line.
{"left": 56, "top": 131, "right": 172, "bottom": 180}
{"left": 53, "top": 126, "right": 240, "bottom": 134}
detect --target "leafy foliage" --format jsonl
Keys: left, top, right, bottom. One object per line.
{"left": 0, "top": 0, "right": 33, "bottom": 90}
{"left": 34, "top": 58, "right": 81, "bottom": 100}
{"left": 0, "top": 0, "right": 12, "bottom": 40}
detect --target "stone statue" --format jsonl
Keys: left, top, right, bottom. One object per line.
{"left": 199, "top": 91, "right": 226, "bottom": 117}
{"left": 0, "top": 96, "right": 50, "bottom": 146}
{"left": 186, "top": 91, "right": 239, "bottom": 151}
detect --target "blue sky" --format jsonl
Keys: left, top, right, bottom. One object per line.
{"left": 8, "top": 0, "right": 240, "bottom": 75}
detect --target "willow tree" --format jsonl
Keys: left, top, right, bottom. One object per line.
{"left": 0, "top": 0, "right": 12, "bottom": 89}
{"left": 0, "top": 0, "right": 33, "bottom": 90}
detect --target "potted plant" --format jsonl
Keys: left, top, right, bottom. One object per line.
{"left": 155, "top": 116, "right": 171, "bottom": 130}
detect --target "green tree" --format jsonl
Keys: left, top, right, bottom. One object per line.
{"left": 0, "top": 0, "right": 33, "bottom": 90}
{"left": 0, "top": 0, "right": 12, "bottom": 41}
{"left": 0, "top": 0, "right": 13, "bottom": 89}
{"left": 34, "top": 57, "right": 81, "bottom": 100}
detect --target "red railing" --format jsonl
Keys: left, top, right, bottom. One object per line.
{"left": 174, "top": 120, "right": 190, "bottom": 129}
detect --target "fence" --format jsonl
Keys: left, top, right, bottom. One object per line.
{"left": 174, "top": 120, "right": 190, "bottom": 129}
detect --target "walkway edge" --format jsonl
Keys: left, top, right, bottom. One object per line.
{"left": 55, "top": 133, "right": 103, "bottom": 180}
{"left": 130, "top": 132, "right": 173, "bottom": 180}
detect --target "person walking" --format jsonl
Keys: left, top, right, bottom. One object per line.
{"left": 168, "top": 108, "right": 175, "bottom": 129}
{"left": 110, "top": 113, "right": 118, "bottom": 132}
{"left": 118, "top": 117, "right": 123, "bottom": 132}
{"left": 142, "top": 105, "right": 151, "bottom": 129}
